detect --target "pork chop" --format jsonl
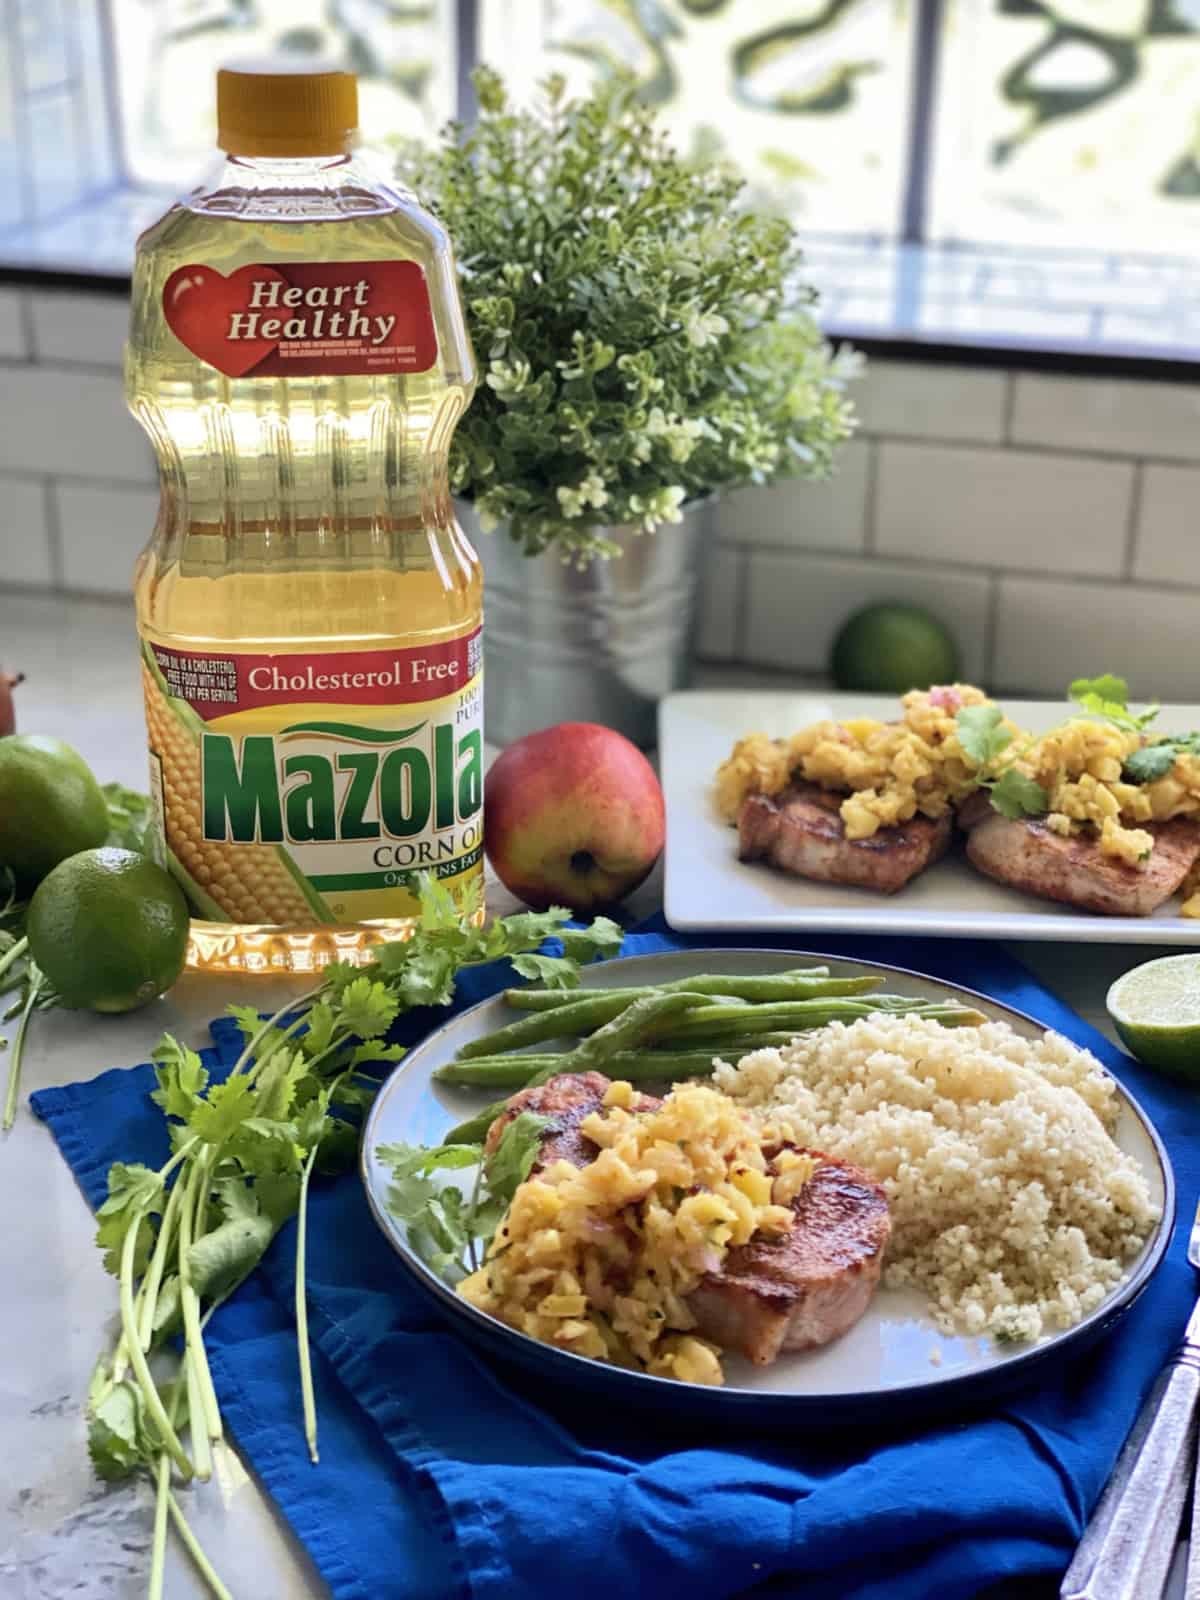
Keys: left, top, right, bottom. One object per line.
{"left": 963, "top": 809, "right": 1200, "bottom": 917}
{"left": 738, "top": 781, "right": 952, "bottom": 894}
{"left": 687, "top": 1152, "right": 890, "bottom": 1365}
{"left": 484, "top": 1070, "right": 660, "bottom": 1174}
{"left": 484, "top": 1074, "right": 890, "bottom": 1362}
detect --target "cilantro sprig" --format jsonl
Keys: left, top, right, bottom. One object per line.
{"left": 1065, "top": 674, "right": 1200, "bottom": 787}
{"left": 379, "top": 1109, "right": 553, "bottom": 1286}
{"left": 956, "top": 705, "right": 1048, "bottom": 820}
{"left": 1068, "top": 674, "right": 1159, "bottom": 734}
{"left": 84, "top": 874, "right": 621, "bottom": 1589}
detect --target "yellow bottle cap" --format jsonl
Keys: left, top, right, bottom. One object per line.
{"left": 217, "top": 61, "right": 359, "bottom": 158}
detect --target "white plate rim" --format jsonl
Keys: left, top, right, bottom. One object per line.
{"left": 360, "top": 947, "right": 1175, "bottom": 1411}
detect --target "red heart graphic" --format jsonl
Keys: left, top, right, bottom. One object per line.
{"left": 163, "top": 264, "right": 291, "bottom": 377}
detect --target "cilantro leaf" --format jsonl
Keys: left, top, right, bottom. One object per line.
{"left": 255, "top": 1174, "right": 302, "bottom": 1229}
{"left": 347, "top": 1040, "right": 406, "bottom": 1071}
{"left": 188, "top": 1075, "right": 259, "bottom": 1146}
{"left": 1124, "top": 743, "right": 1178, "bottom": 784}
{"left": 300, "top": 1002, "right": 340, "bottom": 1058}
{"left": 186, "top": 1214, "right": 276, "bottom": 1302}
{"left": 333, "top": 977, "right": 400, "bottom": 1040}
{"left": 509, "top": 952, "right": 584, "bottom": 988}
{"left": 956, "top": 704, "right": 1013, "bottom": 768}
{"left": 407, "top": 1187, "right": 471, "bottom": 1284}
{"left": 314, "top": 1117, "right": 360, "bottom": 1176}
{"left": 484, "top": 1112, "right": 553, "bottom": 1208}
{"left": 987, "top": 770, "right": 1050, "bottom": 820}
{"left": 1070, "top": 673, "right": 1130, "bottom": 708}
{"left": 94, "top": 1161, "right": 162, "bottom": 1275}
{"left": 149, "top": 1035, "right": 209, "bottom": 1120}
{"left": 1069, "top": 674, "right": 1159, "bottom": 733}
{"left": 226, "top": 1003, "right": 264, "bottom": 1041}
{"left": 101, "top": 783, "right": 151, "bottom": 853}
{"left": 558, "top": 917, "right": 624, "bottom": 963}
{"left": 954, "top": 706, "right": 1046, "bottom": 819}
{"left": 380, "top": 1139, "right": 484, "bottom": 1283}
{"left": 212, "top": 1175, "right": 259, "bottom": 1224}
{"left": 88, "top": 1380, "right": 154, "bottom": 1482}
{"left": 253, "top": 1049, "right": 309, "bottom": 1122}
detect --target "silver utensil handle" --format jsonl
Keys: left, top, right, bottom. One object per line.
{"left": 1186, "top": 1403, "right": 1200, "bottom": 1600}
{"left": 1060, "top": 1355, "right": 1200, "bottom": 1600}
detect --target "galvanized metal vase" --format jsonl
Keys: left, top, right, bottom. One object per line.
{"left": 457, "top": 500, "right": 703, "bottom": 749}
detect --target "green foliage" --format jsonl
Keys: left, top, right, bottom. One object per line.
{"left": 403, "top": 68, "right": 859, "bottom": 561}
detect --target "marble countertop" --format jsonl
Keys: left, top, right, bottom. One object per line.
{"left": 0, "top": 589, "right": 1190, "bottom": 1599}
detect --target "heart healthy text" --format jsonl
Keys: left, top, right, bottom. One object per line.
{"left": 226, "top": 276, "right": 397, "bottom": 345}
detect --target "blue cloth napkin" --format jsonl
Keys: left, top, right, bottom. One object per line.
{"left": 31, "top": 922, "right": 1200, "bottom": 1600}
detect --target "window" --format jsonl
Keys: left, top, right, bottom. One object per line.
{"left": 4, "top": 1, "right": 1200, "bottom": 360}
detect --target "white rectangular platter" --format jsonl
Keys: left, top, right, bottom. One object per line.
{"left": 659, "top": 689, "right": 1200, "bottom": 943}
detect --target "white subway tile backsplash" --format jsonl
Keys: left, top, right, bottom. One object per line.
{"left": 714, "top": 441, "right": 869, "bottom": 553}
{"left": 856, "top": 361, "right": 1008, "bottom": 443}
{"left": 875, "top": 442, "right": 1132, "bottom": 577}
{"left": 695, "top": 543, "right": 742, "bottom": 660}
{"left": 993, "top": 576, "right": 1200, "bottom": 699}
{"left": 1134, "top": 464, "right": 1200, "bottom": 584}
{"left": 0, "top": 291, "right": 27, "bottom": 359}
{"left": 0, "top": 477, "right": 54, "bottom": 586}
{"left": 743, "top": 552, "right": 991, "bottom": 682}
{"left": 29, "top": 290, "right": 128, "bottom": 367}
{"left": 56, "top": 482, "right": 158, "bottom": 594}
{"left": 1011, "top": 373, "right": 1200, "bottom": 462}
{"left": 0, "top": 366, "right": 152, "bottom": 481}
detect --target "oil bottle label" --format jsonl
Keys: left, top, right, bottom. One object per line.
{"left": 139, "top": 630, "right": 484, "bottom": 927}
{"left": 162, "top": 260, "right": 438, "bottom": 378}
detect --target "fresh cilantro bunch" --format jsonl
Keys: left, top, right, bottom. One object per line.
{"left": 956, "top": 705, "right": 1048, "bottom": 820}
{"left": 404, "top": 69, "right": 859, "bottom": 561}
{"left": 83, "top": 876, "right": 620, "bottom": 1592}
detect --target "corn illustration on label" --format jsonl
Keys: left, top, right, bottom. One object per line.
{"left": 140, "top": 631, "right": 483, "bottom": 926}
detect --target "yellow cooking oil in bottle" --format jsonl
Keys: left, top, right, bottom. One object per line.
{"left": 128, "top": 62, "right": 482, "bottom": 974}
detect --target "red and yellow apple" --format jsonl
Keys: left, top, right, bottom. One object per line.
{"left": 485, "top": 722, "right": 665, "bottom": 912}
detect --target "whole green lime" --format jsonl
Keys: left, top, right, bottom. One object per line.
{"left": 0, "top": 735, "right": 109, "bottom": 888}
{"left": 830, "top": 603, "right": 961, "bottom": 694}
{"left": 27, "top": 847, "right": 189, "bottom": 1013}
{"left": 1107, "top": 954, "right": 1200, "bottom": 1080}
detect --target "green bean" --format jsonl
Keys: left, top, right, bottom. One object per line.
{"left": 554, "top": 990, "right": 710, "bottom": 1075}
{"left": 456, "top": 987, "right": 726, "bottom": 1059}
{"left": 660, "top": 999, "right": 985, "bottom": 1043}
{"left": 442, "top": 1102, "right": 507, "bottom": 1146}
{"left": 434, "top": 1049, "right": 733, "bottom": 1087}
{"left": 500, "top": 969, "right": 882, "bottom": 1011}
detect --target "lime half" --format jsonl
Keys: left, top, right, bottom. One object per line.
{"left": 1107, "top": 954, "right": 1200, "bottom": 1079}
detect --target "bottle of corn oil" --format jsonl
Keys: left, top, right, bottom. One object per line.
{"left": 128, "top": 62, "right": 482, "bottom": 974}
